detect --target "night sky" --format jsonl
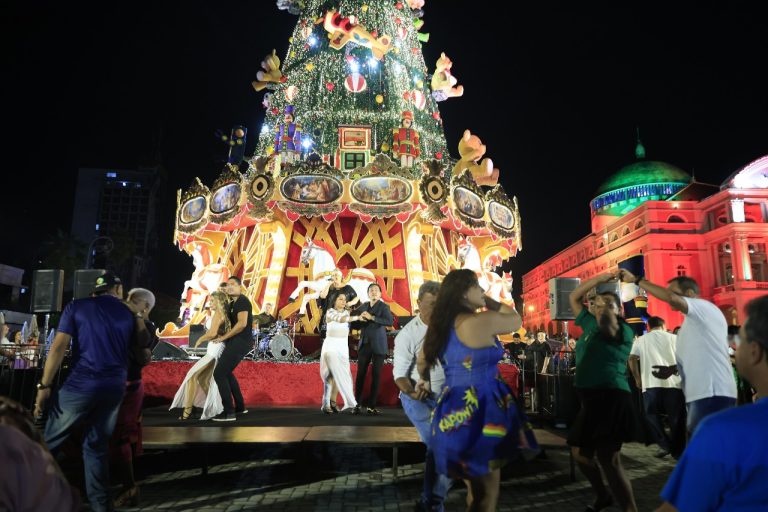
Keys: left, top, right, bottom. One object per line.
{"left": 5, "top": 1, "right": 767, "bottom": 301}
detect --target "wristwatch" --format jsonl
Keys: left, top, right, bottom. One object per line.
{"left": 36, "top": 382, "right": 51, "bottom": 390}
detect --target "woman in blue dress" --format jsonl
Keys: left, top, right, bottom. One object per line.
{"left": 418, "top": 269, "right": 531, "bottom": 512}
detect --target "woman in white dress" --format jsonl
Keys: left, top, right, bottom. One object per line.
{"left": 170, "top": 291, "right": 229, "bottom": 420}
{"left": 321, "top": 294, "right": 360, "bottom": 414}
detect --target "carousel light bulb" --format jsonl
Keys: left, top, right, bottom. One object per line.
{"left": 261, "top": 125, "right": 269, "bottom": 134}
{"left": 368, "top": 57, "right": 378, "bottom": 68}
{"left": 308, "top": 35, "right": 318, "bottom": 47}
{"left": 302, "top": 138, "right": 313, "bottom": 149}
{"left": 350, "top": 60, "right": 360, "bottom": 72}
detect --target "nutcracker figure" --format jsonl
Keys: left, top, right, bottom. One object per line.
{"left": 392, "top": 110, "right": 420, "bottom": 168}
{"left": 274, "top": 105, "right": 302, "bottom": 164}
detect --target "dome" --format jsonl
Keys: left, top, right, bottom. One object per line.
{"left": 595, "top": 161, "right": 691, "bottom": 196}
{"left": 721, "top": 154, "right": 768, "bottom": 190}
{"left": 591, "top": 160, "right": 691, "bottom": 216}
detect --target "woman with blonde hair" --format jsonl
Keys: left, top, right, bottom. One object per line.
{"left": 320, "top": 294, "right": 360, "bottom": 413}
{"left": 170, "top": 291, "right": 230, "bottom": 420}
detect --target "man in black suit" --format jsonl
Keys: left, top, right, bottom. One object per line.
{"left": 352, "top": 283, "right": 394, "bottom": 415}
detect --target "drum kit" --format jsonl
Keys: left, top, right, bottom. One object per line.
{"left": 248, "top": 315, "right": 301, "bottom": 361}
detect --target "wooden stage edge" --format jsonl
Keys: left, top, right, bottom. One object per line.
{"left": 142, "top": 425, "right": 572, "bottom": 480}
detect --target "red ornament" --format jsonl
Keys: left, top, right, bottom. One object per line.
{"left": 345, "top": 55, "right": 355, "bottom": 63}
{"left": 271, "top": 107, "right": 280, "bottom": 115}
{"left": 325, "top": 81, "right": 335, "bottom": 91}
{"left": 395, "top": 1, "right": 404, "bottom": 9}
{"left": 411, "top": 47, "right": 419, "bottom": 54}
{"left": 435, "top": 151, "right": 443, "bottom": 159}
{"left": 344, "top": 73, "right": 367, "bottom": 93}
{"left": 371, "top": 29, "right": 378, "bottom": 38}
{"left": 280, "top": 76, "right": 288, "bottom": 83}
{"left": 304, "top": 43, "right": 310, "bottom": 50}
{"left": 395, "top": 17, "right": 402, "bottom": 25}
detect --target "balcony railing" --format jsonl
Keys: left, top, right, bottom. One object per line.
{"left": 713, "top": 281, "right": 768, "bottom": 295}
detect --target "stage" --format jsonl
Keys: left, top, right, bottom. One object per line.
{"left": 142, "top": 360, "right": 520, "bottom": 408}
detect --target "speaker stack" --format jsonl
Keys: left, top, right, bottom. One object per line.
{"left": 73, "top": 269, "right": 107, "bottom": 299}
{"left": 548, "top": 277, "right": 580, "bottom": 320}
{"left": 31, "top": 270, "right": 65, "bottom": 313}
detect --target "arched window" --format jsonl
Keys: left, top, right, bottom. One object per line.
{"left": 634, "top": 220, "right": 644, "bottom": 230}
{"left": 610, "top": 233, "right": 619, "bottom": 243}
{"left": 676, "top": 243, "right": 684, "bottom": 251}
{"left": 667, "top": 215, "right": 685, "bottom": 223}
{"left": 677, "top": 265, "right": 687, "bottom": 277}
{"left": 621, "top": 227, "right": 631, "bottom": 237}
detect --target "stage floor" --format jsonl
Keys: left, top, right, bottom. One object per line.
{"left": 144, "top": 405, "right": 412, "bottom": 428}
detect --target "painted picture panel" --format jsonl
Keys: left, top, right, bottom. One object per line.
{"left": 180, "top": 196, "right": 206, "bottom": 224}
{"left": 454, "top": 187, "right": 484, "bottom": 219}
{"left": 210, "top": 183, "right": 241, "bottom": 213}
{"left": 281, "top": 175, "right": 343, "bottom": 203}
{"left": 488, "top": 201, "right": 515, "bottom": 230}
{"left": 351, "top": 176, "right": 412, "bottom": 204}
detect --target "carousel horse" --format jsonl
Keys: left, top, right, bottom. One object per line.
{"left": 288, "top": 239, "right": 392, "bottom": 314}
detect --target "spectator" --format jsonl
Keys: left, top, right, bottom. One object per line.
{"left": 656, "top": 295, "right": 768, "bottom": 511}
{"left": 33, "top": 272, "right": 149, "bottom": 511}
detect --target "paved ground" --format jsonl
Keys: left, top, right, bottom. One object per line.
{"left": 112, "top": 440, "right": 675, "bottom": 511}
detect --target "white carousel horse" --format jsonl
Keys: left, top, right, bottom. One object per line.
{"left": 457, "top": 238, "right": 491, "bottom": 291}
{"left": 179, "top": 243, "right": 230, "bottom": 322}
{"left": 457, "top": 239, "right": 514, "bottom": 306}
{"left": 288, "top": 239, "right": 392, "bottom": 314}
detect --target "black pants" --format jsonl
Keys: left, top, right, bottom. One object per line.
{"left": 355, "top": 342, "right": 385, "bottom": 408}
{"left": 642, "top": 388, "right": 686, "bottom": 457}
{"left": 213, "top": 337, "right": 252, "bottom": 414}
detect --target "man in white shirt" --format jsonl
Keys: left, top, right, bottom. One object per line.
{"left": 619, "top": 272, "right": 736, "bottom": 435}
{"left": 0, "top": 322, "right": 13, "bottom": 364}
{"left": 629, "top": 316, "right": 685, "bottom": 458}
{"left": 393, "top": 281, "right": 451, "bottom": 512}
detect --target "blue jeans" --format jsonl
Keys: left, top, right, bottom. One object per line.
{"left": 45, "top": 386, "right": 125, "bottom": 512}
{"left": 686, "top": 395, "right": 736, "bottom": 436}
{"left": 642, "top": 388, "right": 686, "bottom": 456}
{"left": 400, "top": 392, "right": 453, "bottom": 511}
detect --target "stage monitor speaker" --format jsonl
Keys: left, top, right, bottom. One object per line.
{"left": 595, "top": 281, "right": 621, "bottom": 299}
{"left": 152, "top": 341, "right": 190, "bottom": 360}
{"left": 549, "top": 277, "right": 580, "bottom": 320}
{"left": 188, "top": 324, "right": 206, "bottom": 348}
{"left": 73, "top": 269, "right": 106, "bottom": 299}
{"left": 31, "top": 270, "right": 64, "bottom": 313}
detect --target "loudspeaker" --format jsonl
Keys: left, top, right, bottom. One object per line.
{"left": 188, "top": 324, "right": 206, "bottom": 348}
{"left": 595, "top": 281, "right": 621, "bottom": 298}
{"left": 31, "top": 270, "right": 64, "bottom": 313}
{"left": 73, "top": 269, "right": 106, "bottom": 299}
{"left": 548, "top": 277, "right": 580, "bottom": 320}
{"left": 152, "top": 341, "right": 190, "bottom": 360}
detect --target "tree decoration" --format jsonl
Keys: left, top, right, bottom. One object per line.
{"left": 320, "top": 9, "right": 393, "bottom": 61}
{"left": 430, "top": 52, "right": 463, "bottom": 101}
{"left": 284, "top": 85, "right": 298, "bottom": 101}
{"left": 252, "top": 49, "right": 286, "bottom": 92}
{"left": 344, "top": 73, "right": 367, "bottom": 93}
{"left": 392, "top": 110, "right": 420, "bottom": 168}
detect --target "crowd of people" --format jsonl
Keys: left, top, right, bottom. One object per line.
{"left": 2, "top": 266, "right": 767, "bottom": 511}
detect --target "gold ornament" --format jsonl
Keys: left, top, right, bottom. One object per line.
{"left": 288, "top": 37, "right": 293, "bottom": 43}
{"left": 375, "top": 94, "right": 384, "bottom": 104}
{"left": 381, "top": 142, "right": 390, "bottom": 152}
{"left": 393, "top": 47, "right": 400, "bottom": 54}
{"left": 290, "top": 51, "right": 296, "bottom": 58}
{"left": 362, "top": 4, "right": 369, "bottom": 12}
{"left": 305, "top": 63, "right": 315, "bottom": 71}
{"left": 416, "top": 79, "right": 424, "bottom": 88}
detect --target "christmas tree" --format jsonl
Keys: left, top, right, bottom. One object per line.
{"left": 255, "top": 0, "right": 453, "bottom": 173}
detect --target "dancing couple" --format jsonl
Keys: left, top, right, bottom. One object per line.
{"left": 320, "top": 282, "right": 393, "bottom": 414}
{"left": 171, "top": 277, "right": 253, "bottom": 422}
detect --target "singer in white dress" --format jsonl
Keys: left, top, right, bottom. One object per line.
{"left": 170, "top": 291, "right": 230, "bottom": 420}
{"left": 321, "top": 294, "right": 362, "bottom": 414}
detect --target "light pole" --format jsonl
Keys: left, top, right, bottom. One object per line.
{"left": 85, "top": 236, "right": 114, "bottom": 269}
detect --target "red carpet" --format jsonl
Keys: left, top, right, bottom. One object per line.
{"left": 143, "top": 361, "right": 520, "bottom": 407}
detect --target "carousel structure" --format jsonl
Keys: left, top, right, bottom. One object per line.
{"left": 161, "top": 0, "right": 523, "bottom": 348}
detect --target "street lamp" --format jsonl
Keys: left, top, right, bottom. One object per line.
{"left": 85, "top": 236, "right": 114, "bottom": 269}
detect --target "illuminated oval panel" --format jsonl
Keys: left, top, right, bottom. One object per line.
{"left": 453, "top": 187, "right": 484, "bottom": 219}
{"left": 210, "top": 183, "right": 241, "bottom": 214}
{"left": 280, "top": 175, "right": 343, "bottom": 203}
{"left": 488, "top": 201, "right": 515, "bottom": 230}
{"left": 351, "top": 176, "right": 412, "bottom": 205}
{"left": 180, "top": 196, "right": 206, "bottom": 224}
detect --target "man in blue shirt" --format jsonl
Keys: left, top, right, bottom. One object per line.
{"left": 33, "top": 272, "right": 148, "bottom": 512}
{"left": 656, "top": 294, "right": 768, "bottom": 511}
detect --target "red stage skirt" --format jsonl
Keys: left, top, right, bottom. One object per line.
{"left": 143, "top": 361, "right": 519, "bottom": 407}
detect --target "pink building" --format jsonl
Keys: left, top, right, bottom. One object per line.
{"left": 522, "top": 150, "right": 768, "bottom": 336}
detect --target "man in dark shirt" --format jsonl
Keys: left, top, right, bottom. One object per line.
{"left": 33, "top": 272, "right": 148, "bottom": 512}
{"left": 508, "top": 332, "right": 528, "bottom": 361}
{"left": 352, "top": 283, "right": 394, "bottom": 415}
{"left": 211, "top": 276, "right": 254, "bottom": 421}
{"left": 526, "top": 331, "right": 553, "bottom": 373}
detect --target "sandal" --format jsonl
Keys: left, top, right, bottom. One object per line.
{"left": 321, "top": 405, "right": 333, "bottom": 414}
{"left": 114, "top": 485, "right": 140, "bottom": 507}
{"left": 179, "top": 407, "right": 193, "bottom": 420}
{"left": 330, "top": 400, "right": 340, "bottom": 413}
